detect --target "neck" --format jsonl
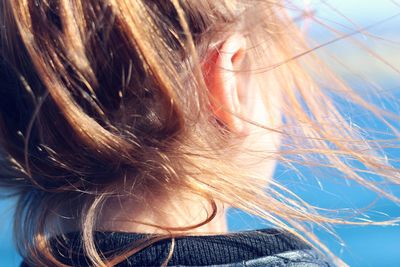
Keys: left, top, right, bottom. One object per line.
{"left": 59, "top": 190, "right": 229, "bottom": 235}
{"left": 98, "top": 192, "right": 229, "bottom": 234}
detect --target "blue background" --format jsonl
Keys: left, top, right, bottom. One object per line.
{"left": 1, "top": 1, "right": 400, "bottom": 266}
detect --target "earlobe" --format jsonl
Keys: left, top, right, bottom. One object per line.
{"left": 204, "top": 34, "right": 248, "bottom": 133}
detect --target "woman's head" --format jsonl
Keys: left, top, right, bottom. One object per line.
{"left": 0, "top": 0, "right": 398, "bottom": 266}
{"left": 0, "top": 1, "right": 280, "bottom": 188}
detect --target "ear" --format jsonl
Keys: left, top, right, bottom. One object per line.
{"left": 203, "top": 34, "right": 248, "bottom": 133}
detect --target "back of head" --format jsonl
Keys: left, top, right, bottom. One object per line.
{"left": 0, "top": 1, "right": 398, "bottom": 266}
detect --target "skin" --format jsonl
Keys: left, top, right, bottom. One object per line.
{"left": 60, "top": 34, "right": 282, "bottom": 235}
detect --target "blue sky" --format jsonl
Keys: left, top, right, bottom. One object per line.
{"left": 290, "top": 0, "right": 400, "bottom": 82}
{"left": 293, "top": 0, "right": 399, "bottom": 22}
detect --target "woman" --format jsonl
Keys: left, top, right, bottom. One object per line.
{"left": 0, "top": 0, "right": 398, "bottom": 266}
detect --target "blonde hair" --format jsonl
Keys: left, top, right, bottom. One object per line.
{"left": 0, "top": 0, "right": 398, "bottom": 266}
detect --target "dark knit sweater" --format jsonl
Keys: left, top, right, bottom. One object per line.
{"left": 21, "top": 229, "right": 331, "bottom": 266}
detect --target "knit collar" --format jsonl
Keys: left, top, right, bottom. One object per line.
{"left": 30, "top": 229, "right": 311, "bottom": 266}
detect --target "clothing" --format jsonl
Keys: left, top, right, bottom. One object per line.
{"left": 21, "top": 229, "right": 331, "bottom": 266}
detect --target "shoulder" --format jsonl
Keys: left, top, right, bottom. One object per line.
{"left": 236, "top": 249, "right": 331, "bottom": 267}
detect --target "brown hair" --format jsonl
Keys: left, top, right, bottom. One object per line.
{"left": 0, "top": 0, "right": 399, "bottom": 266}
